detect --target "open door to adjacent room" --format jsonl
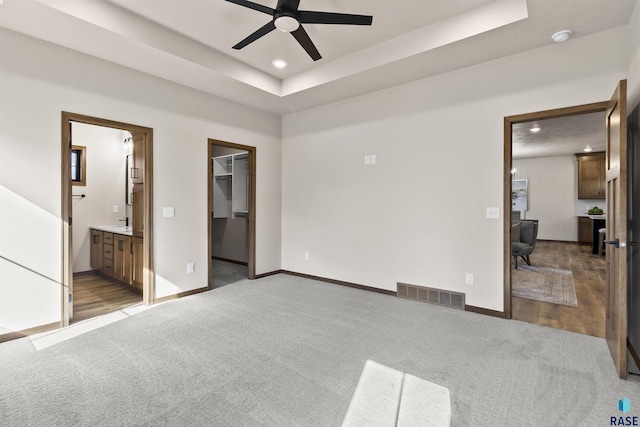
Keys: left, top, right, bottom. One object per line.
{"left": 604, "top": 80, "right": 628, "bottom": 379}
{"left": 503, "top": 80, "right": 629, "bottom": 379}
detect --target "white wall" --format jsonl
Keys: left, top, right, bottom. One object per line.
{"left": 627, "top": 1, "right": 640, "bottom": 110}
{"left": 71, "top": 123, "right": 129, "bottom": 273}
{"left": 512, "top": 156, "right": 577, "bottom": 241}
{"left": 0, "top": 28, "right": 282, "bottom": 331}
{"left": 282, "top": 27, "right": 630, "bottom": 311}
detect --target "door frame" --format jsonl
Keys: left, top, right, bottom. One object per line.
{"left": 208, "top": 139, "right": 257, "bottom": 286}
{"left": 61, "top": 112, "right": 155, "bottom": 327}
{"left": 502, "top": 101, "right": 610, "bottom": 319}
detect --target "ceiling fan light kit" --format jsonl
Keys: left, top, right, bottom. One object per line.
{"left": 225, "top": 0, "right": 373, "bottom": 61}
{"left": 274, "top": 14, "right": 299, "bottom": 32}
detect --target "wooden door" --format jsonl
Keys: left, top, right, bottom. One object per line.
{"left": 605, "top": 80, "right": 628, "bottom": 379}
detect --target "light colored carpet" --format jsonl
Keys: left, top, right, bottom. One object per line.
{"left": 1, "top": 274, "right": 638, "bottom": 426}
{"left": 512, "top": 264, "right": 578, "bottom": 306}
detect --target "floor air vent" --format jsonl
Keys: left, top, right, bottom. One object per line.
{"left": 397, "top": 282, "right": 465, "bottom": 310}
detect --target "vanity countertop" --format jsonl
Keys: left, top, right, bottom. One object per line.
{"left": 90, "top": 225, "right": 133, "bottom": 236}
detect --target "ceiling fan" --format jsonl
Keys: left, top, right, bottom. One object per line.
{"left": 225, "top": 0, "right": 373, "bottom": 61}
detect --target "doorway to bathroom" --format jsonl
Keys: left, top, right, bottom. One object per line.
{"left": 61, "top": 112, "right": 154, "bottom": 326}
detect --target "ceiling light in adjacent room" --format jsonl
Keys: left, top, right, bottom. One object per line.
{"left": 272, "top": 59, "right": 288, "bottom": 69}
{"left": 584, "top": 146, "right": 593, "bottom": 152}
{"left": 529, "top": 127, "right": 541, "bottom": 133}
{"left": 551, "top": 30, "right": 572, "bottom": 43}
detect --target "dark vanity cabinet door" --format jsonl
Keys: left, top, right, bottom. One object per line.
{"left": 90, "top": 229, "right": 103, "bottom": 271}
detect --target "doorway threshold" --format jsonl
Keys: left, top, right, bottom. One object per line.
{"left": 28, "top": 302, "right": 163, "bottom": 351}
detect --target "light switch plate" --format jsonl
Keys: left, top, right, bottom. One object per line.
{"left": 112, "top": 205, "right": 119, "bottom": 213}
{"left": 364, "top": 155, "right": 370, "bottom": 165}
{"left": 370, "top": 154, "right": 376, "bottom": 165}
{"left": 163, "top": 207, "right": 175, "bottom": 218}
{"left": 486, "top": 207, "right": 500, "bottom": 219}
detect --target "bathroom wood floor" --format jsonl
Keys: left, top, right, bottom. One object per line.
{"left": 511, "top": 240, "right": 606, "bottom": 337}
{"left": 72, "top": 272, "right": 142, "bottom": 324}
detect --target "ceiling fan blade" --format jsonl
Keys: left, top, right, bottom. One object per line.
{"left": 225, "top": 0, "right": 274, "bottom": 16}
{"left": 291, "top": 25, "right": 321, "bottom": 61}
{"left": 299, "top": 11, "right": 373, "bottom": 25}
{"left": 232, "top": 21, "right": 276, "bottom": 50}
{"left": 277, "top": 0, "right": 300, "bottom": 11}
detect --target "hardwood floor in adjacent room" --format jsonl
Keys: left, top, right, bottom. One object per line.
{"left": 72, "top": 272, "right": 142, "bottom": 324}
{"left": 512, "top": 240, "right": 606, "bottom": 338}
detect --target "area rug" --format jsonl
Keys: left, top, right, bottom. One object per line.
{"left": 512, "top": 265, "right": 578, "bottom": 307}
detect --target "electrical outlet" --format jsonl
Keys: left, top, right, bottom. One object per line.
{"left": 486, "top": 207, "right": 500, "bottom": 219}
{"left": 304, "top": 251, "right": 310, "bottom": 261}
{"left": 187, "top": 263, "right": 195, "bottom": 274}
{"left": 112, "top": 205, "right": 119, "bottom": 213}
{"left": 466, "top": 273, "right": 474, "bottom": 285}
{"left": 370, "top": 154, "right": 376, "bottom": 165}
{"left": 364, "top": 155, "right": 370, "bottom": 165}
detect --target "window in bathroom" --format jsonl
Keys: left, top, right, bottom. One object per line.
{"left": 71, "top": 145, "right": 86, "bottom": 186}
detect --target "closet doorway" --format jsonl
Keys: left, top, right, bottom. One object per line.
{"left": 208, "top": 139, "right": 256, "bottom": 288}
{"left": 61, "top": 112, "right": 154, "bottom": 327}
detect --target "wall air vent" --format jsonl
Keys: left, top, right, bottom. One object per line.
{"left": 397, "top": 282, "right": 465, "bottom": 310}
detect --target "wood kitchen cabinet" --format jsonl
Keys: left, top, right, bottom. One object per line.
{"left": 576, "top": 152, "right": 605, "bottom": 199}
{"left": 578, "top": 217, "right": 592, "bottom": 244}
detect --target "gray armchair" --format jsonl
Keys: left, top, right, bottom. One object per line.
{"left": 511, "top": 220, "right": 539, "bottom": 269}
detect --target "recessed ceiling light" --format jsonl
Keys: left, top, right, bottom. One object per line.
{"left": 583, "top": 146, "right": 593, "bottom": 152}
{"left": 272, "top": 59, "right": 288, "bottom": 69}
{"left": 551, "top": 30, "right": 572, "bottom": 43}
{"left": 530, "top": 127, "right": 541, "bottom": 133}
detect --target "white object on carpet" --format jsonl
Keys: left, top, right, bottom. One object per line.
{"left": 342, "top": 359, "right": 451, "bottom": 427}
